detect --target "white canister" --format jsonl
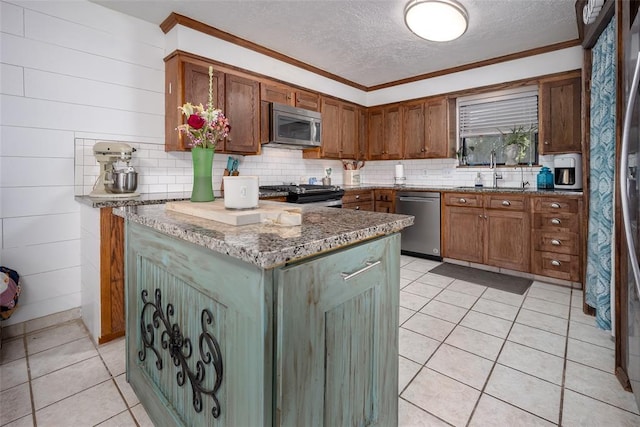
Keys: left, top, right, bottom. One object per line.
{"left": 223, "top": 176, "right": 259, "bottom": 209}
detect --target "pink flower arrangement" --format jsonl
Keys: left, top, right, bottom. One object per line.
{"left": 177, "top": 66, "right": 230, "bottom": 150}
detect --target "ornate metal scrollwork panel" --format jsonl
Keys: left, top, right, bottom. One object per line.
{"left": 138, "top": 288, "right": 223, "bottom": 418}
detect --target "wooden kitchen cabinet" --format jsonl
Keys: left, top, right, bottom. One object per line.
{"left": 443, "top": 192, "right": 530, "bottom": 272}
{"left": 531, "top": 196, "right": 583, "bottom": 281}
{"left": 221, "top": 73, "right": 261, "bottom": 154}
{"left": 484, "top": 195, "right": 530, "bottom": 272}
{"left": 368, "top": 105, "right": 402, "bottom": 160}
{"left": 358, "top": 107, "right": 368, "bottom": 160}
{"left": 317, "top": 97, "right": 359, "bottom": 159}
{"left": 539, "top": 75, "right": 582, "bottom": 154}
{"left": 403, "top": 97, "right": 452, "bottom": 159}
{"left": 164, "top": 53, "right": 224, "bottom": 152}
{"left": 99, "top": 208, "right": 125, "bottom": 343}
{"left": 443, "top": 193, "right": 484, "bottom": 263}
{"left": 374, "top": 189, "right": 395, "bottom": 213}
{"left": 342, "top": 189, "right": 374, "bottom": 211}
{"left": 164, "top": 51, "right": 261, "bottom": 154}
{"left": 260, "top": 81, "right": 320, "bottom": 111}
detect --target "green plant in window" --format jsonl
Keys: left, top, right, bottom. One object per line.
{"left": 500, "top": 125, "right": 536, "bottom": 164}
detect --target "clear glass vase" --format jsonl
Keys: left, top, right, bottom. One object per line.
{"left": 191, "top": 147, "right": 215, "bottom": 202}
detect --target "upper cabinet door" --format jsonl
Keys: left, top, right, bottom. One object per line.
{"left": 424, "top": 97, "right": 450, "bottom": 158}
{"left": 165, "top": 54, "right": 224, "bottom": 151}
{"left": 295, "top": 90, "right": 320, "bottom": 112}
{"left": 368, "top": 108, "right": 385, "bottom": 160}
{"left": 539, "top": 76, "right": 582, "bottom": 154}
{"left": 340, "top": 102, "right": 358, "bottom": 159}
{"left": 384, "top": 105, "right": 403, "bottom": 160}
{"left": 260, "top": 82, "right": 293, "bottom": 105}
{"left": 321, "top": 97, "right": 342, "bottom": 159}
{"left": 402, "top": 101, "right": 426, "bottom": 158}
{"left": 224, "top": 74, "right": 261, "bottom": 154}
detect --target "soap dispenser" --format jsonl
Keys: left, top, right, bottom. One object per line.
{"left": 474, "top": 172, "right": 483, "bottom": 188}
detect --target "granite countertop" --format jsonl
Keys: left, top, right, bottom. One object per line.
{"left": 113, "top": 203, "right": 414, "bottom": 269}
{"left": 342, "top": 184, "right": 583, "bottom": 196}
{"left": 75, "top": 185, "right": 583, "bottom": 210}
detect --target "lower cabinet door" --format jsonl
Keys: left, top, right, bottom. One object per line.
{"left": 444, "top": 206, "right": 484, "bottom": 263}
{"left": 275, "top": 234, "right": 400, "bottom": 427}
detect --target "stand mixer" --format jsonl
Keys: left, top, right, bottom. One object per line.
{"left": 89, "top": 141, "right": 139, "bottom": 198}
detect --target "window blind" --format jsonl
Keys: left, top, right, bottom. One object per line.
{"left": 458, "top": 87, "right": 538, "bottom": 137}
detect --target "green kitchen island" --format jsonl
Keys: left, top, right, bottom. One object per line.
{"left": 114, "top": 203, "right": 413, "bottom": 427}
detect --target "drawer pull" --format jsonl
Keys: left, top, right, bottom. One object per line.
{"left": 342, "top": 260, "right": 381, "bottom": 281}
{"left": 459, "top": 198, "right": 466, "bottom": 203}
{"left": 550, "top": 202, "right": 561, "bottom": 209}
{"left": 551, "top": 218, "right": 562, "bottom": 225}
{"left": 550, "top": 260, "right": 562, "bottom": 267}
{"left": 355, "top": 195, "right": 360, "bottom": 199}
{"left": 551, "top": 239, "right": 561, "bottom": 246}
{"left": 502, "top": 200, "right": 511, "bottom": 206}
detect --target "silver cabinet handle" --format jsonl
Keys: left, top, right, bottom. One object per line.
{"left": 544, "top": 140, "right": 549, "bottom": 145}
{"left": 341, "top": 260, "right": 381, "bottom": 281}
{"left": 459, "top": 198, "right": 466, "bottom": 203}
{"left": 551, "top": 218, "right": 561, "bottom": 225}
{"left": 551, "top": 239, "right": 561, "bottom": 246}
{"left": 478, "top": 214, "right": 483, "bottom": 218}
{"left": 550, "top": 202, "right": 561, "bottom": 209}
{"left": 551, "top": 260, "right": 561, "bottom": 267}
{"left": 355, "top": 195, "right": 360, "bottom": 199}
{"left": 502, "top": 200, "right": 511, "bottom": 206}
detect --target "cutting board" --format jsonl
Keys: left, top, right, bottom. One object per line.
{"left": 165, "top": 200, "right": 301, "bottom": 226}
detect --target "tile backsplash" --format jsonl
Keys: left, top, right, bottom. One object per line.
{"left": 75, "top": 138, "right": 553, "bottom": 195}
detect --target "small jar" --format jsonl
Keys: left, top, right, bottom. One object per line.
{"left": 537, "top": 167, "right": 554, "bottom": 190}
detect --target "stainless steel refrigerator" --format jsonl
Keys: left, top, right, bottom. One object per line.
{"left": 622, "top": 12, "right": 640, "bottom": 411}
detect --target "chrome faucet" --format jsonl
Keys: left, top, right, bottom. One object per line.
{"left": 490, "top": 150, "right": 502, "bottom": 188}
{"left": 519, "top": 166, "right": 530, "bottom": 190}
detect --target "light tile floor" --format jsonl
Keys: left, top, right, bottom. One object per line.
{"left": 1, "top": 255, "right": 639, "bottom": 426}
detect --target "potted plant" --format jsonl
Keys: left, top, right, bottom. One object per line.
{"left": 500, "top": 125, "right": 534, "bottom": 166}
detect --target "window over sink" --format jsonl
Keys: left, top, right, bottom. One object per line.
{"left": 457, "top": 86, "right": 539, "bottom": 166}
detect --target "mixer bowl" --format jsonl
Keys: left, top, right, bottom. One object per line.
{"left": 105, "top": 170, "right": 138, "bottom": 193}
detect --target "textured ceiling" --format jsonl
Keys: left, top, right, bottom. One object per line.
{"left": 93, "top": 0, "right": 579, "bottom": 88}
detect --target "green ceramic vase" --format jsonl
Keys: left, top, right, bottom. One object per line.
{"left": 191, "top": 147, "right": 215, "bottom": 202}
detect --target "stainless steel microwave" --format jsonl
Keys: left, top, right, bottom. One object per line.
{"left": 267, "top": 103, "right": 321, "bottom": 149}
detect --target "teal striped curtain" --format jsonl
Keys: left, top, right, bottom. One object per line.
{"left": 586, "top": 19, "right": 616, "bottom": 330}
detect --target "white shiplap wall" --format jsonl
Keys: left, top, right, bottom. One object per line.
{"left": 0, "top": 0, "right": 165, "bottom": 326}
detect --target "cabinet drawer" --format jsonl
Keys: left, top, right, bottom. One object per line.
{"left": 486, "top": 195, "right": 526, "bottom": 211}
{"left": 532, "top": 251, "right": 580, "bottom": 281}
{"left": 533, "top": 197, "right": 579, "bottom": 213}
{"left": 533, "top": 213, "right": 580, "bottom": 233}
{"left": 533, "top": 230, "right": 579, "bottom": 255}
{"left": 343, "top": 201, "right": 375, "bottom": 211}
{"left": 444, "top": 193, "right": 483, "bottom": 207}
{"left": 343, "top": 190, "right": 373, "bottom": 204}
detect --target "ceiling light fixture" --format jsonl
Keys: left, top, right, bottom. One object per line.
{"left": 404, "top": 0, "right": 468, "bottom": 42}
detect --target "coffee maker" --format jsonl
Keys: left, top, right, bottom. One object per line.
{"left": 89, "top": 142, "right": 139, "bottom": 198}
{"left": 553, "top": 153, "right": 582, "bottom": 190}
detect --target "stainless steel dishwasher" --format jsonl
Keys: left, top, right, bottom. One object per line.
{"left": 395, "top": 191, "right": 441, "bottom": 260}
